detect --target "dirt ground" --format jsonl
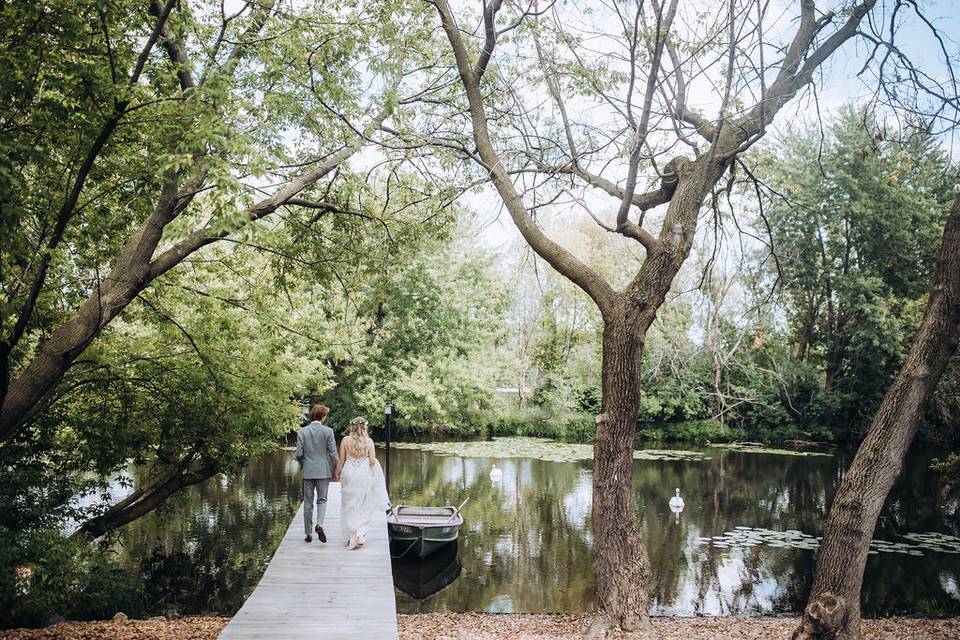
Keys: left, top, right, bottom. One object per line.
{"left": 2, "top": 613, "right": 960, "bottom": 639}
{"left": 0, "top": 617, "right": 228, "bottom": 640}
{"left": 398, "top": 613, "right": 960, "bottom": 639}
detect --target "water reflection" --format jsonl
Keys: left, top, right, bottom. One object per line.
{"left": 116, "top": 452, "right": 300, "bottom": 615}
{"left": 392, "top": 542, "right": 462, "bottom": 601}
{"left": 115, "top": 443, "right": 960, "bottom": 617}
{"left": 387, "top": 445, "right": 960, "bottom": 616}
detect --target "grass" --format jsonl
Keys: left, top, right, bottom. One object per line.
{"left": 489, "top": 411, "right": 752, "bottom": 446}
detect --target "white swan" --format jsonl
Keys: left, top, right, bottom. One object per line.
{"left": 489, "top": 464, "right": 503, "bottom": 481}
{"left": 669, "top": 488, "right": 684, "bottom": 510}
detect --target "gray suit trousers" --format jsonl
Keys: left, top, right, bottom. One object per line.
{"left": 304, "top": 478, "right": 330, "bottom": 534}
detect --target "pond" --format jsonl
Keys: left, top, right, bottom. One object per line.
{"left": 115, "top": 438, "right": 960, "bottom": 617}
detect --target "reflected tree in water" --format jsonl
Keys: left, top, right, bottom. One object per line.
{"left": 99, "top": 446, "right": 960, "bottom": 619}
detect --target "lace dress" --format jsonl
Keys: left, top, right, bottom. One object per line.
{"left": 339, "top": 437, "right": 389, "bottom": 544}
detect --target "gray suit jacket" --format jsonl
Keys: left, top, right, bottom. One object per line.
{"left": 296, "top": 421, "right": 338, "bottom": 480}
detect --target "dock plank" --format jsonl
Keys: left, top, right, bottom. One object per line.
{"left": 218, "top": 483, "right": 397, "bottom": 639}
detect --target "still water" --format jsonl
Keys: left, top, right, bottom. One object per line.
{"left": 116, "top": 440, "right": 960, "bottom": 617}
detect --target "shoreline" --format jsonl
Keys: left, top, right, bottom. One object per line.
{"left": 2, "top": 613, "right": 960, "bottom": 639}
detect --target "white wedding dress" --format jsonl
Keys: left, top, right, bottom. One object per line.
{"left": 339, "top": 438, "right": 389, "bottom": 545}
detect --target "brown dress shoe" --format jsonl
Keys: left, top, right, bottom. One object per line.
{"left": 315, "top": 524, "right": 327, "bottom": 543}
{"left": 304, "top": 534, "right": 312, "bottom": 543}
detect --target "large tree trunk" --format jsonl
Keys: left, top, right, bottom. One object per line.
{"left": 590, "top": 314, "right": 653, "bottom": 636}
{"left": 75, "top": 463, "right": 218, "bottom": 539}
{"left": 0, "top": 181, "right": 182, "bottom": 441}
{"left": 792, "top": 197, "right": 960, "bottom": 640}
{"left": 0, "top": 126, "right": 370, "bottom": 443}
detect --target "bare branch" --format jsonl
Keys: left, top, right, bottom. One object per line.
{"left": 613, "top": 0, "right": 679, "bottom": 229}
{"left": 148, "top": 110, "right": 389, "bottom": 279}
{"left": 475, "top": 0, "right": 505, "bottom": 81}
{"left": 433, "top": 0, "right": 616, "bottom": 312}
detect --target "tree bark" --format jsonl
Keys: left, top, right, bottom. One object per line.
{"left": 590, "top": 313, "right": 653, "bottom": 635}
{"left": 792, "top": 197, "right": 960, "bottom": 640}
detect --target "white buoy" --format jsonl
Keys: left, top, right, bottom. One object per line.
{"left": 489, "top": 464, "right": 503, "bottom": 481}
{"left": 669, "top": 488, "right": 685, "bottom": 510}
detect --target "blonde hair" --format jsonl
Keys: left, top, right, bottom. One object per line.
{"left": 346, "top": 416, "right": 370, "bottom": 457}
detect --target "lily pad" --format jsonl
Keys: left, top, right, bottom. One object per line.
{"left": 709, "top": 444, "right": 833, "bottom": 457}
{"left": 381, "top": 437, "right": 709, "bottom": 463}
{"left": 698, "top": 527, "right": 960, "bottom": 558}
{"left": 902, "top": 532, "right": 960, "bottom": 554}
{"left": 697, "top": 527, "right": 821, "bottom": 550}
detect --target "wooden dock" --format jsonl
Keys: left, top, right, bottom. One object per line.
{"left": 218, "top": 482, "right": 398, "bottom": 639}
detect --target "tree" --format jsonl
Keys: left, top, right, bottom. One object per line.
{"left": 321, "top": 224, "right": 508, "bottom": 433}
{"left": 0, "top": 249, "right": 326, "bottom": 624}
{"left": 69, "top": 265, "right": 319, "bottom": 538}
{"left": 0, "top": 246, "right": 328, "bottom": 539}
{"left": 0, "top": 0, "right": 426, "bottom": 445}
{"left": 0, "top": 194, "right": 497, "bottom": 623}
{"left": 2, "top": 165, "right": 483, "bottom": 537}
{"left": 756, "top": 108, "right": 956, "bottom": 436}
{"left": 792, "top": 196, "right": 960, "bottom": 640}
{"left": 420, "top": 0, "right": 881, "bottom": 634}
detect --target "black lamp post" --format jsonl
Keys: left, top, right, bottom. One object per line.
{"left": 384, "top": 400, "right": 392, "bottom": 494}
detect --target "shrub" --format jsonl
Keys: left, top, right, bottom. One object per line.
{"left": 488, "top": 409, "right": 596, "bottom": 443}
{"left": 638, "top": 419, "right": 745, "bottom": 445}
{"left": 0, "top": 530, "right": 143, "bottom": 628}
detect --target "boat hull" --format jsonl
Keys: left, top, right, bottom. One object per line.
{"left": 387, "top": 505, "right": 463, "bottom": 559}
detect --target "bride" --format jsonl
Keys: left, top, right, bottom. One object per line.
{"left": 334, "top": 416, "right": 389, "bottom": 549}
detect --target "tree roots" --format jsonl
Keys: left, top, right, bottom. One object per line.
{"left": 583, "top": 612, "right": 659, "bottom": 640}
{"left": 791, "top": 592, "right": 856, "bottom": 640}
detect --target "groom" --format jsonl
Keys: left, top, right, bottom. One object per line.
{"left": 296, "top": 404, "right": 339, "bottom": 543}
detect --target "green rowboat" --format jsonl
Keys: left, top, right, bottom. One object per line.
{"left": 387, "top": 505, "right": 464, "bottom": 559}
